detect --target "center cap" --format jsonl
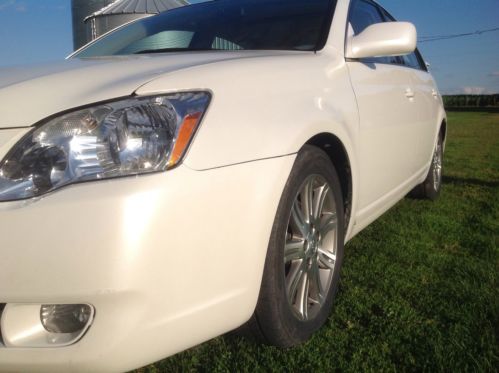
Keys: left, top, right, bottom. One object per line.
{"left": 306, "top": 231, "right": 319, "bottom": 257}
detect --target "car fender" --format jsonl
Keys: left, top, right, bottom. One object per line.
{"left": 135, "top": 51, "right": 360, "bottom": 239}
{"left": 135, "top": 53, "right": 358, "bottom": 166}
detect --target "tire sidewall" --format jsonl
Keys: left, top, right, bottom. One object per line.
{"left": 259, "top": 146, "right": 345, "bottom": 345}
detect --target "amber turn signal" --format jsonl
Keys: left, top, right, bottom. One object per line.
{"left": 168, "top": 112, "right": 203, "bottom": 168}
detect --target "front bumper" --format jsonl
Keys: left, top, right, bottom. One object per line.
{"left": 0, "top": 128, "right": 295, "bottom": 371}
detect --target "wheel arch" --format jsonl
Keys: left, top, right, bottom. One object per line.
{"left": 440, "top": 118, "right": 447, "bottom": 147}
{"left": 306, "top": 133, "right": 353, "bottom": 230}
{"left": 440, "top": 119, "right": 447, "bottom": 137}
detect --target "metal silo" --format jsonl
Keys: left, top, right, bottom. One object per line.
{"left": 84, "top": 0, "right": 190, "bottom": 45}
{"left": 72, "top": 0, "right": 115, "bottom": 51}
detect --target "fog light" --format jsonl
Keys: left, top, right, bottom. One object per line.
{"left": 41, "top": 304, "right": 92, "bottom": 334}
{"left": 1, "top": 303, "right": 94, "bottom": 348}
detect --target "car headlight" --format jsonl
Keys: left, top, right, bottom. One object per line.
{"left": 0, "top": 92, "right": 210, "bottom": 202}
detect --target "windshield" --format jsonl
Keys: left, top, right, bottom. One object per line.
{"left": 74, "top": 0, "right": 336, "bottom": 57}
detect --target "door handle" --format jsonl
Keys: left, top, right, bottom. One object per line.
{"left": 432, "top": 89, "right": 439, "bottom": 99}
{"left": 405, "top": 88, "right": 415, "bottom": 99}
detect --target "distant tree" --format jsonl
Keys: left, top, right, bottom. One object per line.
{"left": 442, "top": 94, "right": 499, "bottom": 109}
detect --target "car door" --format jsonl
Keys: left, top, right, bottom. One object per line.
{"left": 346, "top": 0, "right": 423, "bottom": 212}
{"left": 379, "top": 6, "right": 441, "bottom": 171}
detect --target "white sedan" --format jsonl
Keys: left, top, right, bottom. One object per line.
{"left": 0, "top": 0, "right": 446, "bottom": 371}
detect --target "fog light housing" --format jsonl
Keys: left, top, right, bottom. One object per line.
{"left": 0, "top": 303, "right": 94, "bottom": 348}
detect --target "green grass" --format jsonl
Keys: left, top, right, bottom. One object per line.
{"left": 139, "top": 112, "right": 499, "bottom": 372}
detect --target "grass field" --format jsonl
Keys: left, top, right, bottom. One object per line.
{"left": 139, "top": 112, "right": 498, "bottom": 372}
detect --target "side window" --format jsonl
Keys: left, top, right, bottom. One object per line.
{"left": 212, "top": 37, "right": 243, "bottom": 51}
{"left": 118, "top": 31, "right": 194, "bottom": 54}
{"left": 412, "top": 49, "right": 429, "bottom": 71}
{"left": 349, "top": 0, "right": 384, "bottom": 35}
{"left": 348, "top": 0, "right": 391, "bottom": 64}
{"left": 402, "top": 53, "right": 423, "bottom": 70}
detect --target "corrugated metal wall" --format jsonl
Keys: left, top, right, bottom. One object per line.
{"left": 86, "top": 13, "right": 148, "bottom": 42}
{"left": 95, "top": 0, "right": 188, "bottom": 14}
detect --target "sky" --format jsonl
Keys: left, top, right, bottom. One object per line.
{"left": 0, "top": 0, "right": 497, "bottom": 94}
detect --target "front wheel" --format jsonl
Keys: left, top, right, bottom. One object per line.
{"left": 248, "top": 145, "right": 345, "bottom": 347}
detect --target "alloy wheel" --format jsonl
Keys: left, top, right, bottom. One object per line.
{"left": 283, "top": 175, "right": 338, "bottom": 321}
{"left": 433, "top": 142, "right": 443, "bottom": 191}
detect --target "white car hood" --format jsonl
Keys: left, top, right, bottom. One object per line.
{"left": 0, "top": 51, "right": 287, "bottom": 128}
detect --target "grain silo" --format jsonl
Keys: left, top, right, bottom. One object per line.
{"left": 72, "top": 0, "right": 115, "bottom": 51}
{"left": 72, "top": 0, "right": 190, "bottom": 51}
{"left": 84, "top": 0, "right": 190, "bottom": 44}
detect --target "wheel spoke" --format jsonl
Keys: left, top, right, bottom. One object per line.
{"left": 319, "top": 213, "right": 337, "bottom": 236}
{"left": 318, "top": 248, "right": 336, "bottom": 270}
{"left": 296, "top": 270, "right": 309, "bottom": 319}
{"left": 284, "top": 239, "right": 305, "bottom": 263}
{"left": 291, "top": 200, "right": 308, "bottom": 237}
{"left": 309, "top": 259, "right": 324, "bottom": 305}
{"left": 313, "top": 183, "right": 330, "bottom": 222}
{"left": 286, "top": 260, "right": 305, "bottom": 301}
{"left": 302, "top": 179, "right": 314, "bottom": 224}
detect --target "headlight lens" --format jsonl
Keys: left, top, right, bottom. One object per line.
{"left": 0, "top": 92, "right": 210, "bottom": 201}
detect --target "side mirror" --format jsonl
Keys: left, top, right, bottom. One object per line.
{"left": 346, "top": 22, "right": 417, "bottom": 59}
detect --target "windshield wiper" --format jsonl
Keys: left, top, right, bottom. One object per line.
{"left": 134, "top": 48, "right": 222, "bottom": 54}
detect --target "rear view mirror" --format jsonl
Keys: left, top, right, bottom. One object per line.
{"left": 346, "top": 22, "right": 417, "bottom": 59}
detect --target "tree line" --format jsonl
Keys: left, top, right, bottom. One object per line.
{"left": 443, "top": 94, "right": 499, "bottom": 108}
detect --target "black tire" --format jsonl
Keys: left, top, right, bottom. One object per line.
{"left": 247, "top": 145, "right": 345, "bottom": 347}
{"left": 411, "top": 135, "right": 444, "bottom": 201}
